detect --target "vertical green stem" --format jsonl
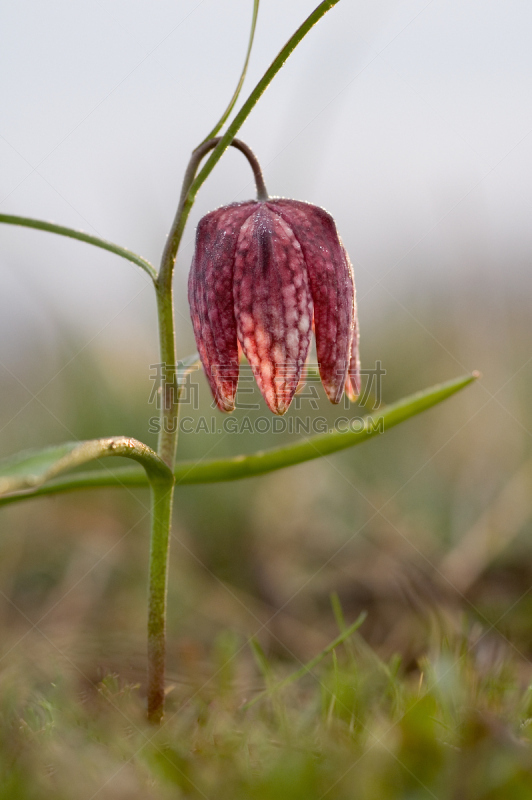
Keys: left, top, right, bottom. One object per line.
{"left": 146, "top": 277, "right": 179, "bottom": 722}
{"left": 156, "top": 282, "right": 179, "bottom": 469}
{"left": 147, "top": 243, "right": 180, "bottom": 722}
{"left": 147, "top": 478, "right": 175, "bottom": 723}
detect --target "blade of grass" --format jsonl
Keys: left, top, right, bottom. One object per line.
{"left": 331, "top": 591, "right": 393, "bottom": 679}
{"left": 330, "top": 591, "right": 357, "bottom": 664}
{"left": 250, "top": 637, "right": 274, "bottom": 683}
{"left": 243, "top": 611, "right": 367, "bottom": 710}
{"left": 0, "top": 373, "right": 478, "bottom": 505}
{"left": 330, "top": 591, "right": 348, "bottom": 634}
{"left": 0, "top": 214, "right": 157, "bottom": 281}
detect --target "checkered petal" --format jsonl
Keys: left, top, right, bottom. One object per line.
{"left": 233, "top": 205, "right": 314, "bottom": 414}
{"left": 188, "top": 201, "right": 257, "bottom": 411}
{"left": 268, "top": 199, "right": 356, "bottom": 404}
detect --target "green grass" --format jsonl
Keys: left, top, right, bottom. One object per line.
{"left": 1, "top": 284, "right": 531, "bottom": 797}
{"left": 2, "top": 615, "right": 532, "bottom": 799}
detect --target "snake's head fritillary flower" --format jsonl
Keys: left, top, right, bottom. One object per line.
{"left": 188, "top": 197, "right": 359, "bottom": 415}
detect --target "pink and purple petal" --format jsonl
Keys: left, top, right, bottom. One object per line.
{"left": 233, "top": 205, "right": 313, "bottom": 414}
{"left": 188, "top": 201, "right": 257, "bottom": 411}
{"left": 268, "top": 199, "right": 355, "bottom": 404}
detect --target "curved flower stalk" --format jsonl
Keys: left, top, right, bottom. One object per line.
{"left": 188, "top": 166, "right": 360, "bottom": 415}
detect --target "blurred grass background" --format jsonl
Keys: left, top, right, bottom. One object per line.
{"left": 2, "top": 268, "right": 531, "bottom": 669}
{"left": 0, "top": 261, "right": 531, "bottom": 797}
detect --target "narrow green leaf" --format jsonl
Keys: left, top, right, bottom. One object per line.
{"left": 243, "top": 611, "right": 367, "bottom": 709}
{"left": 250, "top": 637, "right": 274, "bottom": 682}
{"left": 0, "top": 214, "right": 157, "bottom": 281}
{"left": 0, "top": 436, "right": 172, "bottom": 498}
{"left": 0, "top": 442, "right": 80, "bottom": 493}
{"left": 0, "top": 373, "right": 478, "bottom": 506}
{"left": 200, "top": 0, "right": 260, "bottom": 144}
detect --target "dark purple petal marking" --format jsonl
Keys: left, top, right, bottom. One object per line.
{"left": 188, "top": 201, "right": 257, "bottom": 411}
{"left": 268, "top": 199, "right": 355, "bottom": 404}
{"left": 233, "top": 205, "right": 313, "bottom": 414}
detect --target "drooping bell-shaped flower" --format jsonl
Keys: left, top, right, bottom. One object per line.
{"left": 188, "top": 141, "right": 359, "bottom": 415}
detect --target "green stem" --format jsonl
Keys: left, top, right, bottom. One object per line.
{"left": 146, "top": 326, "right": 176, "bottom": 722}
{"left": 148, "top": 228, "right": 180, "bottom": 724}
{"left": 156, "top": 283, "right": 180, "bottom": 469}
{"left": 148, "top": 282, "right": 178, "bottom": 722}
{"left": 147, "top": 479, "right": 175, "bottom": 723}
{"left": 0, "top": 214, "right": 157, "bottom": 281}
